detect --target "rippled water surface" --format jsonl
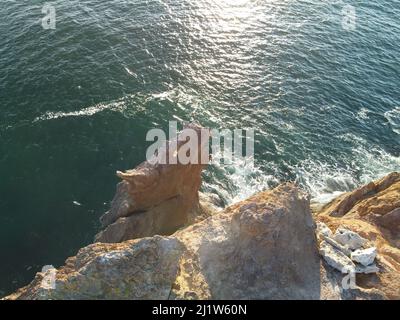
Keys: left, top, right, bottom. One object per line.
{"left": 0, "top": 0, "right": 399, "bottom": 295}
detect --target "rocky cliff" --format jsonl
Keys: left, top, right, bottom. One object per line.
{"left": 95, "top": 124, "right": 211, "bottom": 243}
{"left": 316, "top": 172, "right": 400, "bottom": 299}
{"left": 3, "top": 129, "right": 399, "bottom": 299}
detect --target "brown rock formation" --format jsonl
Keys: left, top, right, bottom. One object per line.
{"left": 6, "top": 182, "right": 394, "bottom": 300}
{"left": 5, "top": 236, "right": 185, "bottom": 300}
{"left": 319, "top": 172, "right": 400, "bottom": 218}
{"left": 95, "top": 124, "right": 210, "bottom": 243}
{"left": 316, "top": 172, "right": 400, "bottom": 299}
{"left": 171, "top": 184, "right": 323, "bottom": 299}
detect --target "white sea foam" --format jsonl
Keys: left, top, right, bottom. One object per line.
{"left": 204, "top": 152, "right": 279, "bottom": 205}
{"left": 355, "top": 107, "right": 370, "bottom": 120}
{"left": 294, "top": 141, "right": 399, "bottom": 204}
{"left": 384, "top": 107, "right": 400, "bottom": 135}
{"left": 33, "top": 99, "right": 128, "bottom": 122}
{"left": 293, "top": 160, "right": 357, "bottom": 204}
{"left": 211, "top": 137, "right": 399, "bottom": 206}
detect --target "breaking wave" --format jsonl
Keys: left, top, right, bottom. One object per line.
{"left": 203, "top": 155, "right": 279, "bottom": 205}
{"left": 205, "top": 135, "right": 400, "bottom": 206}
{"left": 385, "top": 107, "right": 400, "bottom": 135}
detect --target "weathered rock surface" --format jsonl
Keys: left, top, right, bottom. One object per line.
{"left": 170, "top": 184, "right": 324, "bottom": 300}
{"left": 5, "top": 172, "right": 400, "bottom": 300}
{"left": 351, "top": 247, "right": 377, "bottom": 267}
{"left": 319, "top": 172, "right": 400, "bottom": 219}
{"left": 373, "top": 208, "right": 400, "bottom": 236}
{"left": 316, "top": 172, "right": 400, "bottom": 299}
{"left": 316, "top": 223, "right": 378, "bottom": 274}
{"left": 6, "top": 183, "right": 394, "bottom": 300}
{"left": 333, "top": 227, "right": 368, "bottom": 250}
{"left": 95, "top": 124, "right": 210, "bottom": 243}
{"left": 320, "top": 232, "right": 352, "bottom": 256}
{"left": 316, "top": 222, "right": 333, "bottom": 238}
{"left": 5, "top": 236, "right": 185, "bottom": 300}
{"left": 319, "top": 240, "right": 356, "bottom": 273}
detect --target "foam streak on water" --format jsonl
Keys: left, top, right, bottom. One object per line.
{"left": 33, "top": 99, "right": 128, "bottom": 122}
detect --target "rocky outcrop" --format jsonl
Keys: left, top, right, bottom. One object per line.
{"left": 4, "top": 172, "right": 400, "bottom": 300}
{"left": 316, "top": 172, "right": 400, "bottom": 299}
{"left": 319, "top": 172, "right": 400, "bottom": 219}
{"left": 5, "top": 237, "right": 185, "bottom": 300}
{"left": 170, "top": 184, "right": 324, "bottom": 300}
{"left": 6, "top": 182, "right": 395, "bottom": 300}
{"left": 317, "top": 223, "right": 379, "bottom": 274}
{"left": 95, "top": 124, "right": 210, "bottom": 243}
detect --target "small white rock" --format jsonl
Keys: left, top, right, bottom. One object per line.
{"left": 355, "top": 263, "right": 379, "bottom": 274}
{"left": 321, "top": 234, "right": 352, "bottom": 256}
{"left": 316, "top": 222, "right": 333, "bottom": 238}
{"left": 319, "top": 241, "right": 356, "bottom": 273}
{"left": 333, "top": 227, "right": 367, "bottom": 250}
{"left": 351, "top": 247, "right": 377, "bottom": 267}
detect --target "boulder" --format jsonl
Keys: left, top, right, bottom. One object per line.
{"left": 171, "top": 184, "right": 322, "bottom": 300}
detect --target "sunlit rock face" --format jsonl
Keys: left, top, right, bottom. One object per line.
{"left": 5, "top": 184, "right": 323, "bottom": 300}
{"left": 4, "top": 236, "right": 185, "bottom": 300}
{"left": 170, "top": 184, "right": 323, "bottom": 300}
{"left": 95, "top": 124, "right": 210, "bottom": 243}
